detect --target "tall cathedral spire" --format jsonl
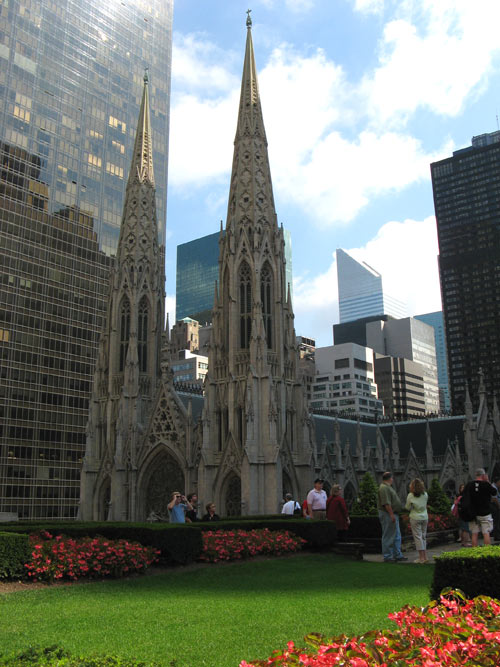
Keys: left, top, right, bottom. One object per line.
{"left": 79, "top": 72, "right": 165, "bottom": 521}
{"left": 201, "top": 16, "right": 315, "bottom": 517}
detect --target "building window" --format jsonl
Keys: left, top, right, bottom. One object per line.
{"left": 239, "top": 261, "right": 252, "bottom": 349}
{"left": 138, "top": 297, "right": 148, "bottom": 373}
{"left": 261, "top": 263, "right": 273, "bottom": 349}
{"left": 119, "top": 298, "right": 130, "bottom": 372}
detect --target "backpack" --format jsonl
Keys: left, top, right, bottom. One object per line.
{"left": 458, "top": 486, "right": 475, "bottom": 522}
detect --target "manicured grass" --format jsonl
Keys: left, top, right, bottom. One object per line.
{"left": 0, "top": 553, "right": 433, "bottom": 667}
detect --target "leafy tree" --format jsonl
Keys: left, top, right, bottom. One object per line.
{"left": 351, "top": 472, "right": 379, "bottom": 516}
{"left": 427, "top": 478, "right": 451, "bottom": 514}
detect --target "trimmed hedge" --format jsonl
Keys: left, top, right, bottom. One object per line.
{"left": 431, "top": 545, "right": 500, "bottom": 600}
{"left": 0, "top": 523, "right": 203, "bottom": 566}
{"left": 0, "top": 645, "right": 159, "bottom": 666}
{"left": 0, "top": 531, "right": 31, "bottom": 580}
{"left": 191, "top": 518, "right": 337, "bottom": 550}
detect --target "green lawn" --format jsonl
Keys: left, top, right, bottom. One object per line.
{"left": 0, "top": 554, "right": 433, "bottom": 667}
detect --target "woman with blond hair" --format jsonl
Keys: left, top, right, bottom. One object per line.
{"left": 405, "top": 478, "right": 429, "bottom": 563}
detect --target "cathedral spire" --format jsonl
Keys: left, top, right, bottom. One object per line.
{"left": 226, "top": 12, "right": 277, "bottom": 235}
{"left": 129, "top": 70, "right": 155, "bottom": 188}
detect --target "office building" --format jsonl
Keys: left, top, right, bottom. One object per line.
{"left": 0, "top": 0, "right": 173, "bottom": 519}
{"left": 414, "top": 311, "right": 451, "bottom": 412}
{"left": 374, "top": 356, "right": 426, "bottom": 419}
{"left": 311, "top": 343, "right": 383, "bottom": 418}
{"left": 170, "top": 317, "right": 200, "bottom": 355}
{"left": 431, "top": 132, "right": 500, "bottom": 411}
{"left": 171, "top": 350, "right": 209, "bottom": 387}
{"left": 336, "top": 248, "right": 406, "bottom": 323}
{"left": 366, "top": 317, "right": 440, "bottom": 414}
{"left": 176, "top": 229, "right": 293, "bottom": 323}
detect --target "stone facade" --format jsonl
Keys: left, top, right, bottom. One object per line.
{"left": 79, "top": 24, "right": 500, "bottom": 521}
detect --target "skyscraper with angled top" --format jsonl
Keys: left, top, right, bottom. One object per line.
{"left": 336, "top": 248, "right": 407, "bottom": 323}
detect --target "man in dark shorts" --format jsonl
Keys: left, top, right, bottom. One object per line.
{"left": 464, "top": 468, "right": 497, "bottom": 546}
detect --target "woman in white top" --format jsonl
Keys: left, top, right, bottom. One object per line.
{"left": 405, "top": 478, "right": 429, "bottom": 563}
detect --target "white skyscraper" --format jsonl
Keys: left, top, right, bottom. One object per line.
{"left": 336, "top": 249, "right": 407, "bottom": 323}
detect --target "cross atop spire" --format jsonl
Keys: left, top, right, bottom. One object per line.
{"left": 246, "top": 8, "right": 252, "bottom": 28}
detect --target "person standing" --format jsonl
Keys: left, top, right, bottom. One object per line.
{"left": 167, "top": 491, "right": 192, "bottom": 524}
{"left": 464, "top": 468, "right": 497, "bottom": 546}
{"left": 491, "top": 478, "right": 500, "bottom": 542}
{"left": 201, "top": 502, "right": 220, "bottom": 521}
{"left": 326, "top": 484, "right": 350, "bottom": 541}
{"left": 281, "top": 493, "right": 301, "bottom": 516}
{"left": 452, "top": 483, "right": 472, "bottom": 547}
{"left": 377, "top": 472, "right": 408, "bottom": 562}
{"left": 405, "top": 478, "right": 429, "bottom": 563}
{"left": 307, "top": 478, "right": 327, "bottom": 519}
{"left": 185, "top": 493, "right": 199, "bottom": 522}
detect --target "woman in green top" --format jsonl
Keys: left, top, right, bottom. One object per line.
{"left": 405, "top": 478, "right": 429, "bottom": 563}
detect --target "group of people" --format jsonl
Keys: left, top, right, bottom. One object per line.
{"left": 281, "top": 478, "right": 351, "bottom": 539}
{"left": 167, "top": 492, "right": 220, "bottom": 524}
{"left": 378, "top": 468, "right": 500, "bottom": 563}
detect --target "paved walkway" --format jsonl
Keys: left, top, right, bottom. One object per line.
{"left": 362, "top": 538, "right": 474, "bottom": 564}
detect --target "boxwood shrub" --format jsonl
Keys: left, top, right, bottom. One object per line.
{"left": 0, "top": 523, "right": 203, "bottom": 566}
{"left": 430, "top": 545, "right": 500, "bottom": 600}
{"left": 0, "top": 645, "right": 159, "bottom": 666}
{"left": 0, "top": 531, "right": 31, "bottom": 579}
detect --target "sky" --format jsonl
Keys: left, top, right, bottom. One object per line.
{"left": 165, "top": 0, "right": 500, "bottom": 347}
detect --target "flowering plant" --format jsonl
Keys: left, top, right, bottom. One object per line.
{"left": 25, "top": 531, "right": 160, "bottom": 582}
{"left": 240, "top": 589, "right": 500, "bottom": 666}
{"left": 401, "top": 512, "right": 457, "bottom": 535}
{"left": 199, "top": 528, "right": 305, "bottom": 563}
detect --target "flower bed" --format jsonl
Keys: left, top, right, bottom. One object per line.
{"left": 25, "top": 531, "right": 160, "bottom": 582}
{"left": 199, "top": 528, "right": 306, "bottom": 563}
{"left": 240, "top": 590, "right": 500, "bottom": 666}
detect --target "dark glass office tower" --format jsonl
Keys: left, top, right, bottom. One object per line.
{"left": 431, "top": 132, "right": 500, "bottom": 412}
{"left": 0, "top": 0, "right": 172, "bottom": 519}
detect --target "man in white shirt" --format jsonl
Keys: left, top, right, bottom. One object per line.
{"left": 307, "top": 478, "right": 327, "bottom": 519}
{"left": 281, "top": 493, "right": 300, "bottom": 516}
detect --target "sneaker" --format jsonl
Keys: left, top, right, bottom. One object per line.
{"left": 396, "top": 556, "right": 409, "bottom": 562}
{"left": 413, "top": 558, "right": 421, "bottom": 563}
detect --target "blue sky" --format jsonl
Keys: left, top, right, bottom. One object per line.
{"left": 165, "top": 0, "right": 500, "bottom": 347}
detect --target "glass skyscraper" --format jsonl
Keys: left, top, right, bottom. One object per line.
{"left": 414, "top": 311, "right": 451, "bottom": 412}
{"left": 176, "top": 229, "right": 294, "bottom": 323}
{"left": 0, "top": 0, "right": 172, "bottom": 519}
{"left": 336, "top": 248, "right": 407, "bottom": 323}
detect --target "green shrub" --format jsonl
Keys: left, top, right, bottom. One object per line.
{"left": 430, "top": 545, "right": 500, "bottom": 600}
{"left": 427, "top": 477, "right": 452, "bottom": 514}
{"left": 0, "top": 645, "right": 159, "bottom": 666}
{"left": 0, "top": 523, "right": 202, "bottom": 566}
{"left": 351, "top": 472, "right": 378, "bottom": 516}
{"left": 0, "top": 531, "right": 31, "bottom": 579}
{"left": 193, "top": 518, "right": 337, "bottom": 550}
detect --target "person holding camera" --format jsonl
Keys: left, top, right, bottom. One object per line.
{"left": 167, "top": 491, "right": 193, "bottom": 524}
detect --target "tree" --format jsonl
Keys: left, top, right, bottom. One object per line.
{"left": 351, "top": 472, "right": 378, "bottom": 516}
{"left": 427, "top": 478, "right": 451, "bottom": 514}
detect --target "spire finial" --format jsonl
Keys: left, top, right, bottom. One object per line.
{"left": 144, "top": 67, "right": 149, "bottom": 84}
{"left": 246, "top": 8, "right": 252, "bottom": 28}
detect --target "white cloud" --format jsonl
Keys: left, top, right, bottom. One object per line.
{"left": 352, "top": 0, "right": 384, "bottom": 13}
{"left": 293, "top": 216, "right": 442, "bottom": 345}
{"left": 362, "top": 1, "right": 500, "bottom": 126}
{"left": 172, "top": 34, "right": 239, "bottom": 93}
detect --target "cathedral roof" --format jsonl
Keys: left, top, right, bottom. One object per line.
{"left": 128, "top": 71, "right": 155, "bottom": 187}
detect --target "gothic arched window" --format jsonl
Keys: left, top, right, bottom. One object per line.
{"left": 239, "top": 262, "right": 252, "bottom": 349}
{"left": 119, "top": 298, "right": 131, "bottom": 372}
{"left": 138, "top": 297, "right": 149, "bottom": 373}
{"left": 260, "top": 263, "right": 273, "bottom": 349}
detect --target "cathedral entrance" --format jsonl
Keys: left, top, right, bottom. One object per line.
{"left": 224, "top": 475, "right": 241, "bottom": 517}
{"left": 142, "top": 449, "right": 185, "bottom": 519}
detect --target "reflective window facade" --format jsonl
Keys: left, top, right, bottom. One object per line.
{"left": 0, "top": 0, "right": 172, "bottom": 518}
{"left": 414, "top": 311, "right": 451, "bottom": 412}
{"left": 176, "top": 229, "right": 294, "bottom": 324}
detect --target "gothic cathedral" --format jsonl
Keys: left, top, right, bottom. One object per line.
{"left": 79, "top": 19, "right": 316, "bottom": 520}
